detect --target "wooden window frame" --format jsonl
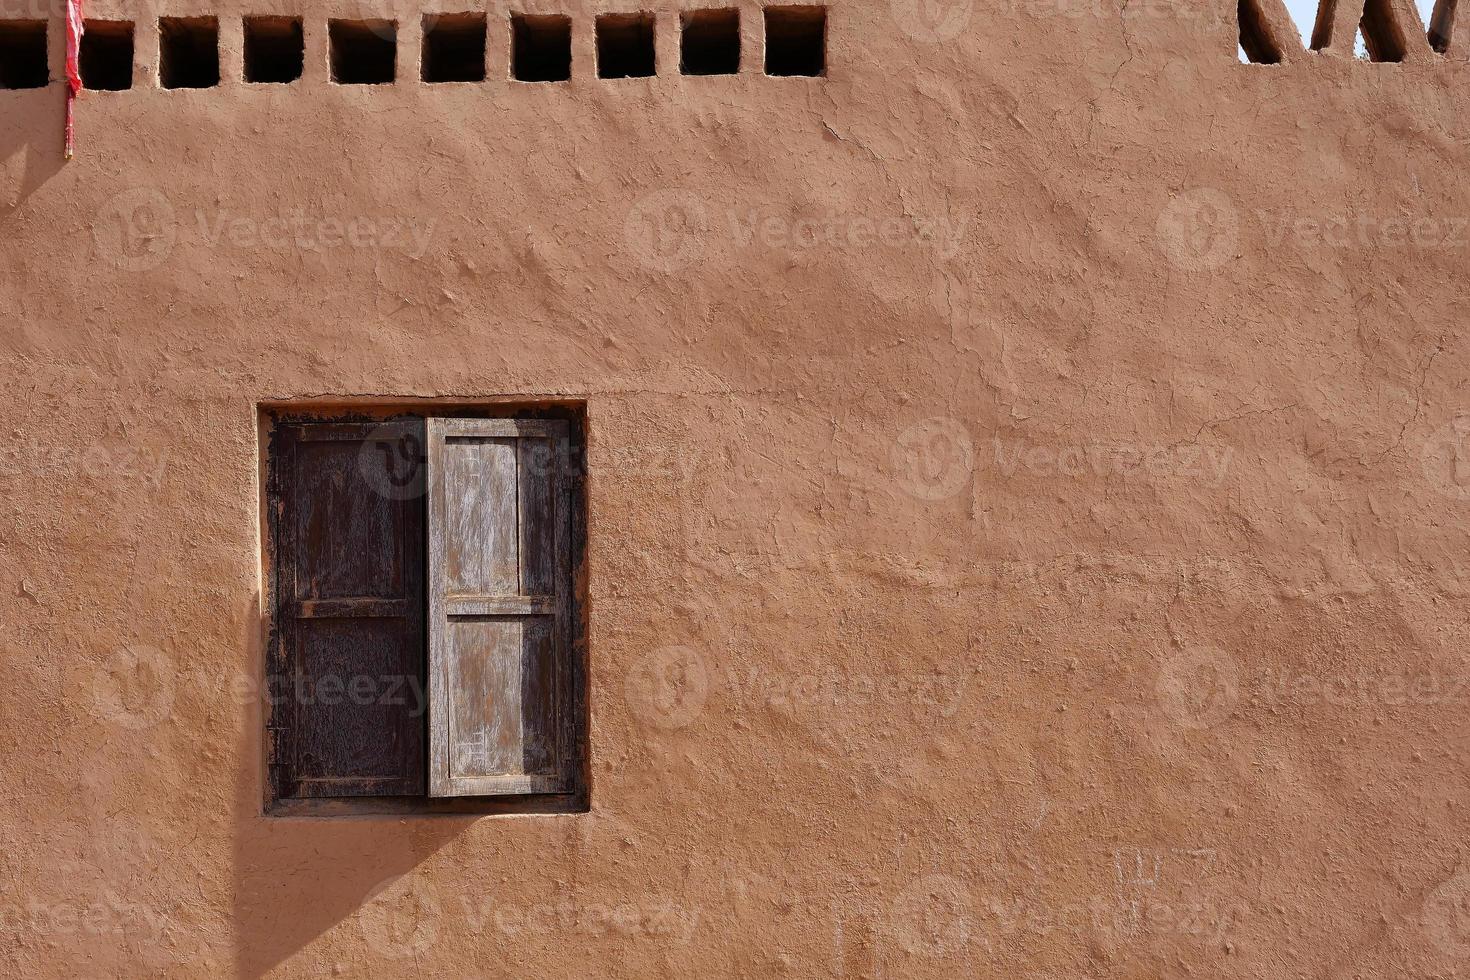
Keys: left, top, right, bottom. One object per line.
{"left": 258, "top": 401, "right": 590, "bottom": 818}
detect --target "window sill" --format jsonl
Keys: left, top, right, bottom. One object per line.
{"left": 265, "top": 792, "right": 589, "bottom": 819}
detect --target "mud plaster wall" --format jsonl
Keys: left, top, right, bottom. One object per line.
{"left": 2, "top": 0, "right": 1470, "bottom": 975}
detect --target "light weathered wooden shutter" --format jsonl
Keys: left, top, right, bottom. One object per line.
{"left": 267, "top": 420, "right": 427, "bottom": 800}
{"left": 427, "top": 418, "right": 574, "bottom": 796}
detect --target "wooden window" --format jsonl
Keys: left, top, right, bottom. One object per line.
{"left": 264, "top": 411, "right": 585, "bottom": 813}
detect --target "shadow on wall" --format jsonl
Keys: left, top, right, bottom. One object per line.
{"left": 0, "top": 88, "right": 65, "bottom": 212}
{"left": 231, "top": 597, "right": 469, "bottom": 978}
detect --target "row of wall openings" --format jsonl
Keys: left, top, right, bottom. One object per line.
{"left": 1237, "top": 0, "right": 1455, "bottom": 63}
{"left": 0, "top": 8, "right": 823, "bottom": 90}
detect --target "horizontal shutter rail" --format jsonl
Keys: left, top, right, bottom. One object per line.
{"left": 293, "top": 597, "right": 412, "bottom": 619}
{"left": 437, "top": 418, "right": 568, "bottom": 439}
{"left": 294, "top": 776, "right": 421, "bottom": 796}
{"left": 444, "top": 595, "right": 557, "bottom": 616}
{"left": 440, "top": 774, "right": 566, "bottom": 795}
{"left": 292, "top": 421, "right": 412, "bottom": 441}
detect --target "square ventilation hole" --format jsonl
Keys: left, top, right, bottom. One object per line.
{"left": 330, "top": 19, "right": 397, "bottom": 84}
{"left": 512, "top": 14, "right": 571, "bottom": 82}
{"left": 597, "top": 13, "right": 655, "bottom": 79}
{"left": 244, "top": 16, "right": 304, "bottom": 84}
{"left": 764, "top": 5, "right": 825, "bottom": 77}
{"left": 681, "top": 8, "right": 739, "bottom": 75}
{"left": 0, "top": 20, "right": 47, "bottom": 89}
{"left": 422, "top": 13, "right": 487, "bottom": 83}
{"left": 159, "top": 17, "right": 219, "bottom": 89}
{"left": 80, "top": 20, "right": 134, "bottom": 90}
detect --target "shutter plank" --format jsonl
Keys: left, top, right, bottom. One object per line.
{"left": 446, "top": 617, "right": 558, "bottom": 777}
{"left": 428, "top": 418, "right": 573, "bottom": 797}
{"left": 443, "top": 436, "right": 520, "bottom": 595}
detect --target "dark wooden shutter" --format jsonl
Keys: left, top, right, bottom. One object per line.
{"left": 426, "top": 418, "right": 574, "bottom": 797}
{"left": 267, "top": 420, "right": 427, "bottom": 799}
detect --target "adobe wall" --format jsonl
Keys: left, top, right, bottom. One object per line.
{"left": 3, "top": 0, "right": 1470, "bottom": 975}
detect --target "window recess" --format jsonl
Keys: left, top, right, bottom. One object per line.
{"left": 263, "top": 409, "right": 587, "bottom": 815}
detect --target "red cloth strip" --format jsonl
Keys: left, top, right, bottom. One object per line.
{"left": 65, "top": 0, "right": 83, "bottom": 159}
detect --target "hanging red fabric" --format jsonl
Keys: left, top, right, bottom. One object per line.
{"left": 65, "top": 0, "right": 83, "bottom": 159}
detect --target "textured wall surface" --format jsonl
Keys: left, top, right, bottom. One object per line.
{"left": 3, "top": 0, "right": 1470, "bottom": 975}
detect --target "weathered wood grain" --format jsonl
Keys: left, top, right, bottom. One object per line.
{"left": 427, "top": 418, "right": 574, "bottom": 797}
{"left": 267, "top": 420, "right": 427, "bottom": 800}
